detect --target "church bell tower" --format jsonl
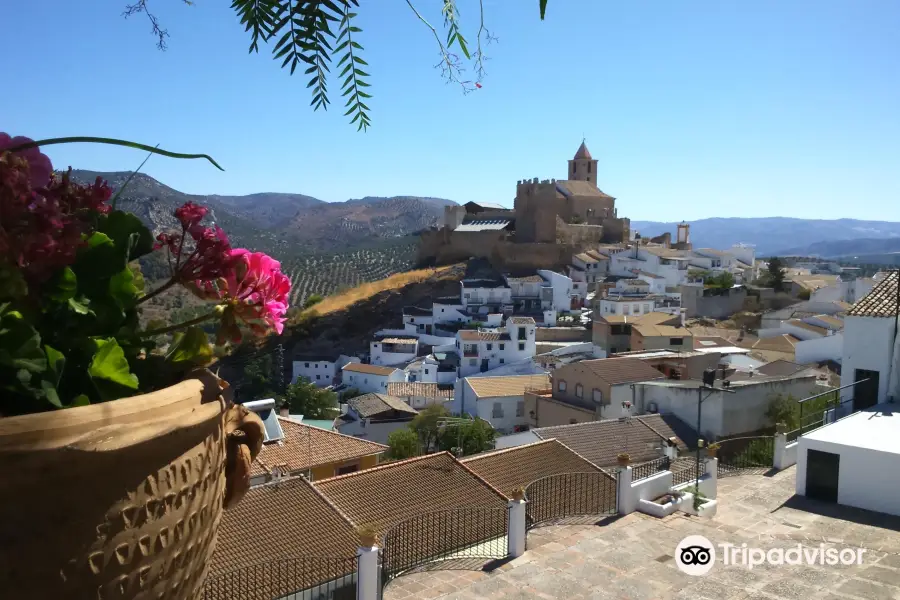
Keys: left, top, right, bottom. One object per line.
{"left": 567, "top": 140, "right": 599, "bottom": 185}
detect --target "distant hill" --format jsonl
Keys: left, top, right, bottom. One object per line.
{"left": 630, "top": 217, "right": 900, "bottom": 256}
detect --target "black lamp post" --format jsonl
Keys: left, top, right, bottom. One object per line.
{"left": 696, "top": 368, "right": 735, "bottom": 488}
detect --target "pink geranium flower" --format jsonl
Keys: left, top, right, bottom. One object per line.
{"left": 0, "top": 133, "right": 53, "bottom": 188}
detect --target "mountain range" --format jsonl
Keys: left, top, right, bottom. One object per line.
{"left": 630, "top": 217, "right": 900, "bottom": 257}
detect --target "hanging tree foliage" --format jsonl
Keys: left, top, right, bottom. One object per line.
{"left": 123, "top": 0, "right": 552, "bottom": 130}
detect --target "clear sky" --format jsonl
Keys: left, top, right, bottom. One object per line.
{"left": 4, "top": 0, "right": 899, "bottom": 221}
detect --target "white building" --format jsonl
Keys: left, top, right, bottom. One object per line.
{"left": 432, "top": 296, "right": 470, "bottom": 326}
{"left": 796, "top": 404, "right": 900, "bottom": 516}
{"left": 609, "top": 245, "right": 692, "bottom": 288}
{"left": 341, "top": 363, "right": 407, "bottom": 394}
{"left": 454, "top": 374, "right": 551, "bottom": 433}
{"left": 460, "top": 278, "right": 513, "bottom": 314}
{"left": 537, "top": 269, "right": 578, "bottom": 312}
{"left": 840, "top": 272, "right": 900, "bottom": 408}
{"left": 456, "top": 317, "right": 537, "bottom": 377}
{"left": 370, "top": 336, "right": 419, "bottom": 366}
{"left": 572, "top": 249, "right": 610, "bottom": 285}
{"left": 336, "top": 393, "right": 419, "bottom": 445}
{"left": 387, "top": 381, "right": 454, "bottom": 410}
{"left": 810, "top": 277, "right": 876, "bottom": 305}
{"left": 504, "top": 274, "right": 545, "bottom": 313}
{"left": 402, "top": 306, "right": 435, "bottom": 335}
{"left": 293, "top": 354, "right": 360, "bottom": 388}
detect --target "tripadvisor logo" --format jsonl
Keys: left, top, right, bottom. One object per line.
{"left": 675, "top": 535, "right": 866, "bottom": 576}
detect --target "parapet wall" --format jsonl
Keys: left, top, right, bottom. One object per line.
{"left": 417, "top": 228, "right": 583, "bottom": 271}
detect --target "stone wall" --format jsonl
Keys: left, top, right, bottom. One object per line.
{"left": 680, "top": 285, "right": 748, "bottom": 319}
{"left": 536, "top": 327, "right": 590, "bottom": 342}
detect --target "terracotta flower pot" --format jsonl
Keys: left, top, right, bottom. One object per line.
{"left": 0, "top": 370, "right": 264, "bottom": 600}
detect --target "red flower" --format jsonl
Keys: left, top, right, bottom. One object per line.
{"left": 0, "top": 133, "right": 52, "bottom": 188}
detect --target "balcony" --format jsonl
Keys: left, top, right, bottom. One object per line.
{"left": 463, "top": 346, "right": 478, "bottom": 357}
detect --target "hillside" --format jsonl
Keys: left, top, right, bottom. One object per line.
{"left": 630, "top": 217, "right": 900, "bottom": 255}
{"left": 772, "top": 236, "right": 900, "bottom": 260}
{"left": 70, "top": 170, "right": 457, "bottom": 305}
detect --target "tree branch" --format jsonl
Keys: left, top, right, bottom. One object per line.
{"left": 405, "top": 0, "right": 472, "bottom": 92}
{"left": 123, "top": 0, "right": 193, "bottom": 50}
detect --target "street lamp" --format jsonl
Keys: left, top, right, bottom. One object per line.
{"left": 696, "top": 369, "right": 735, "bottom": 487}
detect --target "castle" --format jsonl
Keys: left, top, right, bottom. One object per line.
{"left": 417, "top": 141, "right": 631, "bottom": 270}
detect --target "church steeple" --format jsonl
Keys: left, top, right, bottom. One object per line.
{"left": 568, "top": 139, "right": 599, "bottom": 185}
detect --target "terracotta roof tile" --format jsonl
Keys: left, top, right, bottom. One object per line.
{"left": 458, "top": 330, "right": 511, "bottom": 342}
{"left": 578, "top": 358, "right": 667, "bottom": 385}
{"left": 342, "top": 363, "right": 400, "bottom": 376}
{"left": 574, "top": 141, "right": 592, "bottom": 160}
{"left": 205, "top": 477, "right": 357, "bottom": 599}
{"left": 785, "top": 319, "right": 829, "bottom": 336}
{"left": 848, "top": 271, "right": 899, "bottom": 317}
{"left": 508, "top": 317, "right": 536, "bottom": 325}
{"left": 348, "top": 393, "right": 418, "bottom": 419}
{"left": 575, "top": 253, "right": 599, "bottom": 264}
{"left": 314, "top": 452, "right": 508, "bottom": 536}
{"left": 506, "top": 274, "right": 545, "bottom": 283}
{"left": 751, "top": 334, "right": 800, "bottom": 353}
{"left": 251, "top": 418, "right": 386, "bottom": 478}
{"left": 376, "top": 337, "right": 418, "bottom": 345}
{"left": 753, "top": 360, "right": 806, "bottom": 377}
{"left": 387, "top": 382, "right": 454, "bottom": 400}
{"left": 466, "top": 374, "right": 551, "bottom": 398}
{"left": 557, "top": 180, "right": 614, "bottom": 199}
{"left": 461, "top": 439, "right": 611, "bottom": 496}
{"left": 533, "top": 414, "right": 697, "bottom": 467}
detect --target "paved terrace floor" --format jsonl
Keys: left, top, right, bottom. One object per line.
{"left": 384, "top": 467, "right": 900, "bottom": 600}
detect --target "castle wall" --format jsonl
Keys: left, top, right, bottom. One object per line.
{"left": 555, "top": 218, "right": 605, "bottom": 246}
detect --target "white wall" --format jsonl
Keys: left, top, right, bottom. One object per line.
{"left": 841, "top": 315, "right": 897, "bottom": 404}
{"left": 609, "top": 385, "right": 637, "bottom": 419}
{"left": 537, "top": 270, "right": 573, "bottom": 312}
{"left": 433, "top": 302, "right": 469, "bottom": 324}
{"left": 795, "top": 333, "right": 843, "bottom": 364}
{"left": 494, "top": 430, "right": 541, "bottom": 449}
{"left": 473, "top": 395, "right": 527, "bottom": 433}
{"left": 343, "top": 370, "right": 406, "bottom": 394}
{"left": 796, "top": 438, "right": 900, "bottom": 517}
{"left": 337, "top": 418, "right": 411, "bottom": 445}
{"left": 293, "top": 360, "right": 337, "bottom": 387}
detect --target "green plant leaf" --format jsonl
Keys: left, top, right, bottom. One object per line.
{"left": 47, "top": 267, "right": 77, "bottom": 302}
{"left": 0, "top": 306, "right": 46, "bottom": 374}
{"left": 6, "top": 137, "right": 223, "bottom": 171}
{"left": 44, "top": 345, "right": 65, "bottom": 386}
{"left": 540, "top": 0, "right": 549, "bottom": 19}
{"left": 109, "top": 268, "right": 140, "bottom": 310}
{"left": 68, "top": 297, "right": 93, "bottom": 315}
{"left": 166, "top": 326, "right": 214, "bottom": 368}
{"left": 40, "top": 380, "right": 63, "bottom": 409}
{"left": 100, "top": 211, "right": 154, "bottom": 262}
{"left": 88, "top": 338, "right": 139, "bottom": 399}
{"left": 70, "top": 394, "right": 90, "bottom": 407}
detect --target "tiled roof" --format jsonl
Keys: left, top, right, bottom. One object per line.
{"left": 458, "top": 330, "right": 511, "bottom": 342}
{"left": 598, "top": 311, "right": 678, "bottom": 326}
{"left": 848, "top": 271, "right": 898, "bottom": 317}
{"left": 785, "top": 320, "right": 829, "bottom": 336}
{"left": 556, "top": 180, "right": 614, "bottom": 199}
{"left": 342, "top": 363, "right": 399, "bottom": 376}
{"left": 533, "top": 414, "right": 697, "bottom": 467}
{"left": 578, "top": 358, "right": 666, "bottom": 385}
{"left": 251, "top": 418, "right": 386, "bottom": 478}
{"left": 751, "top": 334, "right": 800, "bottom": 353}
{"left": 694, "top": 336, "right": 735, "bottom": 349}
{"left": 461, "top": 439, "right": 611, "bottom": 496}
{"left": 348, "top": 393, "right": 418, "bottom": 419}
{"left": 695, "top": 248, "right": 728, "bottom": 257}
{"left": 574, "top": 253, "right": 599, "bottom": 264}
{"left": 632, "top": 322, "right": 693, "bottom": 338}
{"left": 206, "top": 477, "right": 357, "bottom": 596}
{"left": 506, "top": 274, "right": 544, "bottom": 283}
{"left": 403, "top": 306, "right": 433, "bottom": 317}
{"left": 642, "top": 246, "right": 689, "bottom": 259}
{"left": 387, "top": 381, "right": 454, "bottom": 400}
{"left": 314, "top": 452, "right": 508, "bottom": 535}
{"left": 753, "top": 360, "right": 807, "bottom": 377}
{"left": 376, "top": 337, "right": 419, "bottom": 345}
{"left": 586, "top": 250, "right": 609, "bottom": 260}
{"left": 574, "top": 140, "right": 592, "bottom": 160}
{"left": 466, "top": 374, "right": 551, "bottom": 398}
{"left": 636, "top": 270, "right": 665, "bottom": 279}
{"left": 465, "top": 201, "right": 509, "bottom": 211}
{"left": 508, "top": 316, "right": 536, "bottom": 325}
{"left": 812, "top": 314, "right": 844, "bottom": 329}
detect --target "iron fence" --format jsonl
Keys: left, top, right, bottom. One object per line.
{"left": 524, "top": 471, "right": 618, "bottom": 529}
{"left": 632, "top": 456, "right": 671, "bottom": 482}
{"left": 380, "top": 507, "right": 508, "bottom": 586}
{"left": 717, "top": 436, "right": 775, "bottom": 477}
{"left": 201, "top": 556, "right": 358, "bottom": 600}
{"left": 671, "top": 460, "right": 702, "bottom": 486}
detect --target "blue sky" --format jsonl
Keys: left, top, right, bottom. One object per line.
{"left": 4, "top": 0, "right": 899, "bottom": 220}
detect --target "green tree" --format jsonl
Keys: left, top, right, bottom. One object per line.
{"left": 437, "top": 417, "right": 497, "bottom": 456}
{"left": 239, "top": 354, "right": 280, "bottom": 400}
{"left": 704, "top": 271, "right": 735, "bottom": 290}
{"left": 410, "top": 404, "right": 450, "bottom": 452}
{"left": 283, "top": 377, "right": 338, "bottom": 418}
{"left": 767, "top": 257, "right": 787, "bottom": 291}
{"left": 765, "top": 391, "right": 839, "bottom": 433}
{"left": 386, "top": 428, "right": 421, "bottom": 460}
{"left": 339, "top": 387, "right": 361, "bottom": 401}
{"left": 124, "top": 1, "right": 554, "bottom": 129}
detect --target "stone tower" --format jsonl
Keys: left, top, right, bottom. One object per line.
{"left": 567, "top": 140, "right": 599, "bottom": 185}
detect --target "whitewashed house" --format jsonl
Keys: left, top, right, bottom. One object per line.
{"left": 293, "top": 354, "right": 360, "bottom": 387}
{"left": 370, "top": 336, "right": 418, "bottom": 366}
{"left": 811, "top": 277, "right": 876, "bottom": 304}
{"left": 460, "top": 278, "right": 512, "bottom": 314}
{"left": 609, "top": 245, "right": 692, "bottom": 287}
{"left": 572, "top": 250, "right": 610, "bottom": 286}
{"left": 504, "top": 274, "right": 544, "bottom": 313}
{"left": 432, "top": 295, "right": 470, "bottom": 326}
{"left": 341, "top": 363, "right": 407, "bottom": 394}
{"left": 402, "top": 306, "right": 435, "bottom": 335}
{"left": 758, "top": 314, "right": 845, "bottom": 365}
{"left": 840, "top": 272, "right": 900, "bottom": 408}
{"left": 335, "top": 393, "right": 419, "bottom": 445}
{"left": 456, "top": 317, "right": 537, "bottom": 377}
{"left": 537, "top": 269, "right": 579, "bottom": 311}
{"left": 454, "top": 374, "right": 550, "bottom": 433}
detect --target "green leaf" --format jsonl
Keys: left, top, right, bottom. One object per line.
{"left": 68, "top": 297, "right": 93, "bottom": 315}
{"left": 540, "top": 0, "right": 548, "bottom": 19}
{"left": 47, "top": 267, "right": 77, "bottom": 302}
{"left": 70, "top": 394, "right": 90, "bottom": 407}
{"left": 44, "top": 345, "right": 65, "bottom": 386}
{"left": 166, "top": 326, "right": 214, "bottom": 368}
{"left": 7, "top": 137, "right": 223, "bottom": 171}
{"left": 99, "top": 210, "right": 154, "bottom": 262}
{"left": 0, "top": 306, "right": 46, "bottom": 374}
{"left": 109, "top": 268, "right": 140, "bottom": 310}
{"left": 88, "top": 338, "right": 139, "bottom": 399}
{"left": 40, "top": 380, "right": 63, "bottom": 409}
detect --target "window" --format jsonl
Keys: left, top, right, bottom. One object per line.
{"left": 516, "top": 401, "right": 525, "bottom": 417}
{"left": 470, "top": 358, "right": 477, "bottom": 366}
{"left": 588, "top": 162, "right": 592, "bottom": 173}
{"left": 558, "top": 380, "right": 567, "bottom": 392}
{"left": 305, "top": 362, "right": 310, "bottom": 368}
{"left": 610, "top": 347, "right": 617, "bottom": 354}
{"left": 518, "top": 343, "right": 525, "bottom": 351}
{"left": 670, "top": 338, "right": 684, "bottom": 346}
{"left": 593, "top": 388, "right": 602, "bottom": 403}
{"left": 337, "top": 464, "right": 359, "bottom": 476}
{"left": 518, "top": 328, "right": 527, "bottom": 340}
{"left": 634, "top": 304, "right": 641, "bottom": 314}
{"left": 623, "top": 305, "right": 630, "bottom": 315}
{"left": 364, "top": 378, "right": 368, "bottom": 384}
{"left": 424, "top": 368, "right": 429, "bottom": 374}
{"left": 487, "top": 343, "right": 493, "bottom": 351}
{"left": 576, "top": 384, "right": 583, "bottom": 398}
{"left": 499, "top": 343, "right": 505, "bottom": 350}
{"left": 349, "top": 375, "right": 355, "bottom": 382}
{"left": 499, "top": 358, "right": 505, "bottom": 364}
{"left": 492, "top": 402, "right": 504, "bottom": 418}
{"left": 314, "top": 363, "right": 318, "bottom": 368}
{"left": 316, "top": 374, "right": 320, "bottom": 380}
{"left": 441, "top": 308, "right": 445, "bottom": 312}
{"left": 644, "top": 304, "right": 651, "bottom": 313}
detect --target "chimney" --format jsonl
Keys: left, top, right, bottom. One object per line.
{"left": 279, "top": 405, "right": 290, "bottom": 418}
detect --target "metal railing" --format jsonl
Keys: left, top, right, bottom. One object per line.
{"left": 717, "top": 436, "right": 775, "bottom": 476}
{"left": 672, "top": 460, "right": 703, "bottom": 486}
{"left": 524, "top": 471, "right": 618, "bottom": 529}
{"left": 380, "top": 507, "right": 508, "bottom": 586}
{"left": 632, "top": 456, "right": 670, "bottom": 481}
{"left": 201, "top": 556, "right": 358, "bottom": 600}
